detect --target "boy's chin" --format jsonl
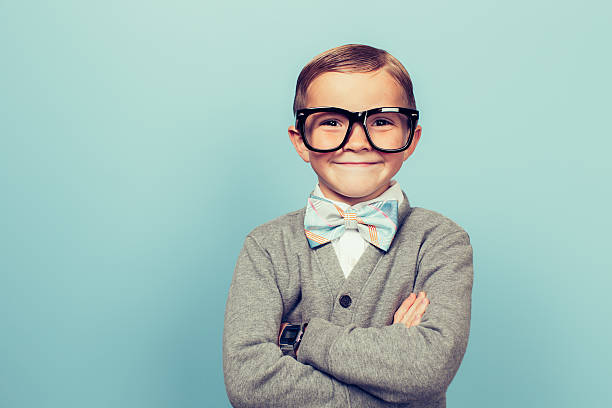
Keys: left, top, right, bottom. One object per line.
{"left": 326, "top": 184, "right": 389, "bottom": 203}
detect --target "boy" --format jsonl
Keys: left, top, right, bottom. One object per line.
{"left": 223, "top": 44, "right": 473, "bottom": 408}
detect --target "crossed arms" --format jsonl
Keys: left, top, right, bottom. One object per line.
{"left": 223, "top": 230, "right": 473, "bottom": 407}
{"left": 281, "top": 290, "right": 430, "bottom": 359}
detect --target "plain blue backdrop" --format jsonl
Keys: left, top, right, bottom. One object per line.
{"left": 1, "top": 0, "right": 611, "bottom": 407}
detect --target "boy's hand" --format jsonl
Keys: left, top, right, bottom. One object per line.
{"left": 393, "top": 291, "right": 429, "bottom": 328}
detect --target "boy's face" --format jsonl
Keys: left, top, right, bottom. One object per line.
{"left": 288, "top": 69, "right": 422, "bottom": 206}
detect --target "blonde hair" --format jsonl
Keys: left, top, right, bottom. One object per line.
{"left": 292, "top": 44, "right": 416, "bottom": 116}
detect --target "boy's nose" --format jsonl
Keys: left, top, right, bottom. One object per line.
{"left": 343, "top": 123, "right": 372, "bottom": 151}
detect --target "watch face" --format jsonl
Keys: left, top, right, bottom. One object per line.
{"left": 279, "top": 326, "right": 300, "bottom": 344}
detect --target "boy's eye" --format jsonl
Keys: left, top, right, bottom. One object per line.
{"left": 315, "top": 115, "right": 347, "bottom": 127}
{"left": 370, "top": 118, "right": 394, "bottom": 127}
{"left": 321, "top": 119, "right": 341, "bottom": 127}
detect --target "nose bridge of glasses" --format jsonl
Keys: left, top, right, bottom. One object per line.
{"left": 349, "top": 110, "right": 369, "bottom": 136}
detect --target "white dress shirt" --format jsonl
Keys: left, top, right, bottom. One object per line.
{"left": 311, "top": 180, "right": 404, "bottom": 278}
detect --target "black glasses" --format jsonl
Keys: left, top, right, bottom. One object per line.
{"left": 295, "top": 106, "right": 419, "bottom": 153}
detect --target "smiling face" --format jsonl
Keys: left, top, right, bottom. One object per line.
{"left": 288, "top": 69, "right": 422, "bottom": 205}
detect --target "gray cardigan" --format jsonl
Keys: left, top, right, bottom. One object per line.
{"left": 223, "top": 191, "right": 473, "bottom": 407}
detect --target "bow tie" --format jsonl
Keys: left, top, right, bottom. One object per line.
{"left": 304, "top": 194, "right": 399, "bottom": 252}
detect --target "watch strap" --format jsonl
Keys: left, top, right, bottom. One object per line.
{"left": 294, "top": 322, "right": 308, "bottom": 354}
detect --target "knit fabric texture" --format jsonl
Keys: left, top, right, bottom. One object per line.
{"left": 223, "top": 190, "right": 474, "bottom": 407}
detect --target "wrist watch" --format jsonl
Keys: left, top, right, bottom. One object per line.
{"left": 279, "top": 323, "right": 308, "bottom": 358}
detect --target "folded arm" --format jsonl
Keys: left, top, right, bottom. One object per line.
{"left": 296, "top": 230, "right": 474, "bottom": 404}
{"left": 223, "top": 235, "right": 351, "bottom": 407}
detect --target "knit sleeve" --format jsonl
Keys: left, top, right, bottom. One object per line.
{"left": 296, "top": 230, "right": 474, "bottom": 404}
{"left": 223, "top": 235, "right": 351, "bottom": 407}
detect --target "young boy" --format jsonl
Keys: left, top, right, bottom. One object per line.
{"left": 223, "top": 44, "right": 473, "bottom": 408}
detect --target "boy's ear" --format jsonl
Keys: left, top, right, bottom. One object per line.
{"left": 288, "top": 125, "right": 311, "bottom": 163}
{"left": 402, "top": 125, "right": 422, "bottom": 161}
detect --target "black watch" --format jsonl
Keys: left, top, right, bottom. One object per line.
{"left": 279, "top": 323, "right": 308, "bottom": 358}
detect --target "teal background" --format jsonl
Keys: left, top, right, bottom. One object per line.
{"left": 1, "top": 0, "right": 610, "bottom": 406}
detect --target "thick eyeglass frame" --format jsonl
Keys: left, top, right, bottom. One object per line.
{"left": 295, "top": 106, "right": 420, "bottom": 153}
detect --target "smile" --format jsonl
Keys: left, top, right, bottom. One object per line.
{"left": 334, "top": 162, "right": 381, "bottom": 167}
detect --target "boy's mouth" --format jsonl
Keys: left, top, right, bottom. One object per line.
{"left": 335, "top": 161, "right": 380, "bottom": 166}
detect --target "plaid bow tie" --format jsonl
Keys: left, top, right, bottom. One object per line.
{"left": 304, "top": 194, "right": 399, "bottom": 252}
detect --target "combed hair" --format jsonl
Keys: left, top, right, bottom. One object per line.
{"left": 292, "top": 44, "right": 416, "bottom": 116}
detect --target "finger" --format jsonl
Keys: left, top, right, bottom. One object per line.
{"left": 400, "top": 293, "right": 423, "bottom": 327}
{"left": 401, "top": 292, "right": 427, "bottom": 327}
{"left": 394, "top": 293, "right": 416, "bottom": 321}
{"left": 393, "top": 293, "right": 415, "bottom": 323}
{"left": 410, "top": 298, "right": 430, "bottom": 327}
{"left": 393, "top": 293, "right": 416, "bottom": 324}
{"left": 401, "top": 294, "right": 424, "bottom": 327}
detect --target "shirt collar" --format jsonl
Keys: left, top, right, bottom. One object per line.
{"left": 311, "top": 179, "right": 404, "bottom": 211}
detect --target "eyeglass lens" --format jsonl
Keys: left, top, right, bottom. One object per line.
{"left": 304, "top": 110, "right": 412, "bottom": 151}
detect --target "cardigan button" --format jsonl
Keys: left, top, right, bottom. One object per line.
{"left": 339, "top": 294, "right": 352, "bottom": 308}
